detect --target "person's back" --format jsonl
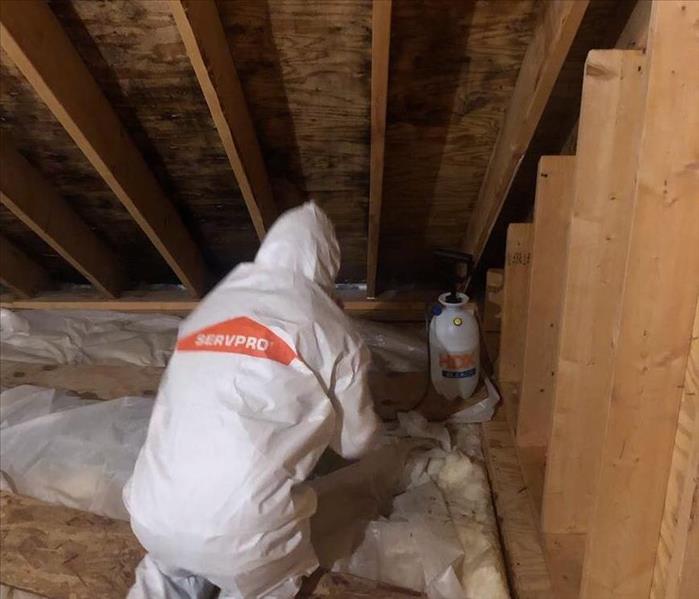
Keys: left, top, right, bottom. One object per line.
{"left": 125, "top": 203, "right": 381, "bottom": 598}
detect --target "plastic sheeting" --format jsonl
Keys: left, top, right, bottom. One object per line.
{"left": 333, "top": 415, "right": 507, "bottom": 598}
{"left": 0, "top": 308, "right": 426, "bottom": 373}
{"left": 0, "top": 308, "right": 507, "bottom": 597}
{"left": 0, "top": 385, "right": 508, "bottom": 598}
{"left": 0, "top": 309, "right": 180, "bottom": 367}
{"left": 0, "top": 385, "right": 151, "bottom": 520}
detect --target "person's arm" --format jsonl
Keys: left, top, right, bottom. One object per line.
{"left": 328, "top": 336, "right": 381, "bottom": 460}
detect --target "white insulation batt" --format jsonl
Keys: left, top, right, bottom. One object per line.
{"left": 0, "top": 309, "right": 508, "bottom": 599}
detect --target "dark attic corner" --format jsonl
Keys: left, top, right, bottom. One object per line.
{"left": 0, "top": 1, "right": 697, "bottom": 599}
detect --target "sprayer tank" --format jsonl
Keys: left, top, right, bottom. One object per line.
{"left": 429, "top": 292, "right": 480, "bottom": 400}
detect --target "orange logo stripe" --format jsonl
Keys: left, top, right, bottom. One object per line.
{"left": 176, "top": 317, "right": 297, "bottom": 365}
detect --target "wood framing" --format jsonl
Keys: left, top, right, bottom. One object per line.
{"left": 0, "top": 0, "right": 210, "bottom": 296}
{"left": 169, "top": 0, "right": 277, "bottom": 239}
{"left": 0, "top": 137, "right": 126, "bottom": 297}
{"left": 516, "top": 156, "right": 575, "bottom": 447}
{"left": 0, "top": 288, "right": 428, "bottom": 320}
{"left": 560, "top": 0, "right": 651, "bottom": 155}
{"left": 581, "top": 3, "right": 699, "bottom": 596}
{"left": 482, "top": 412, "right": 556, "bottom": 599}
{"left": 462, "top": 0, "right": 589, "bottom": 264}
{"left": 499, "top": 223, "right": 533, "bottom": 389}
{"left": 542, "top": 49, "right": 647, "bottom": 534}
{"left": 651, "top": 303, "right": 699, "bottom": 599}
{"left": 0, "top": 234, "right": 51, "bottom": 298}
{"left": 366, "top": 0, "right": 392, "bottom": 298}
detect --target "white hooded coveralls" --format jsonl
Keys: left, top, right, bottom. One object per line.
{"left": 124, "top": 203, "right": 381, "bottom": 598}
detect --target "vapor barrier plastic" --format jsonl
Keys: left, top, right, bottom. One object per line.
{"left": 1, "top": 309, "right": 426, "bottom": 373}
{"left": 0, "top": 385, "right": 508, "bottom": 598}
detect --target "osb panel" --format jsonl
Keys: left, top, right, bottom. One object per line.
{"left": 0, "top": 491, "right": 420, "bottom": 598}
{"left": 0, "top": 491, "right": 144, "bottom": 599}
{"left": 379, "top": 0, "right": 538, "bottom": 287}
{"left": 48, "top": 0, "right": 259, "bottom": 278}
{"left": 0, "top": 203, "right": 79, "bottom": 284}
{"left": 1, "top": 0, "right": 544, "bottom": 288}
{"left": 218, "top": 0, "right": 372, "bottom": 283}
{"left": 0, "top": 48, "right": 173, "bottom": 285}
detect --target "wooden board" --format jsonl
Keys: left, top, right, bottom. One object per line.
{"left": 0, "top": 492, "right": 419, "bottom": 599}
{"left": 581, "top": 3, "right": 699, "bottom": 597}
{"left": 0, "top": 234, "right": 51, "bottom": 298}
{"left": 0, "top": 491, "right": 144, "bottom": 599}
{"left": 463, "top": 0, "right": 589, "bottom": 264}
{"left": 50, "top": 0, "right": 259, "bottom": 281}
{"left": 651, "top": 302, "right": 699, "bottom": 599}
{"left": 516, "top": 156, "right": 575, "bottom": 447}
{"left": 366, "top": 0, "right": 392, "bottom": 298}
{"left": 0, "top": 137, "right": 126, "bottom": 298}
{"left": 559, "top": 0, "right": 651, "bottom": 156}
{"left": 170, "top": 0, "right": 277, "bottom": 239}
{"left": 0, "top": 287, "right": 428, "bottom": 321}
{"left": 483, "top": 268, "right": 504, "bottom": 333}
{"left": 0, "top": 0, "right": 210, "bottom": 296}
{"left": 217, "top": 0, "right": 373, "bottom": 283}
{"left": 542, "top": 533, "right": 585, "bottom": 599}
{"left": 498, "top": 223, "right": 533, "bottom": 388}
{"left": 0, "top": 0, "right": 541, "bottom": 288}
{"left": 0, "top": 48, "right": 178, "bottom": 286}
{"left": 0, "top": 361, "right": 163, "bottom": 400}
{"left": 482, "top": 412, "right": 554, "bottom": 599}
{"left": 496, "top": 0, "right": 649, "bottom": 266}
{"left": 376, "top": 0, "right": 537, "bottom": 286}
{"left": 541, "top": 49, "right": 647, "bottom": 534}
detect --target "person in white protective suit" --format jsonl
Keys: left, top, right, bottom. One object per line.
{"left": 124, "top": 202, "right": 381, "bottom": 599}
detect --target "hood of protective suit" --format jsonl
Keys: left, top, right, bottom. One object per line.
{"left": 254, "top": 202, "right": 340, "bottom": 292}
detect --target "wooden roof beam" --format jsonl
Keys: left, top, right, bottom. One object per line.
{"left": 462, "top": 0, "right": 589, "bottom": 265}
{"left": 0, "top": 234, "right": 51, "bottom": 298}
{"left": 0, "top": 288, "right": 429, "bottom": 321}
{"left": 169, "top": 0, "right": 278, "bottom": 239}
{"left": 0, "top": 138, "right": 126, "bottom": 298}
{"left": 366, "top": 0, "right": 392, "bottom": 299}
{"left": 0, "top": 0, "right": 210, "bottom": 297}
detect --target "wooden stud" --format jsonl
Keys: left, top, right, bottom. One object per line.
{"left": 0, "top": 138, "right": 126, "bottom": 297}
{"left": 560, "top": 0, "right": 651, "bottom": 155}
{"left": 483, "top": 268, "right": 504, "bottom": 333}
{"left": 541, "top": 49, "right": 648, "bottom": 534}
{"left": 0, "top": 287, "right": 428, "bottom": 320}
{"left": 516, "top": 156, "right": 576, "bottom": 447}
{"left": 482, "top": 410, "right": 556, "bottom": 599}
{"left": 366, "top": 0, "right": 392, "bottom": 298}
{"left": 581, "top": 3, "right": 699, "bottom": 597}
{"left": 0, "top": 0, "right": 209, "bottom": 296}
{"left": 499, "top": 223, "right": 533, "bottom": 389}
{"left": 0, "top": 234, "right": 51, "bottom": 298}
{"left": 651, "top": 302, "right": 699, "bottom": 599}
{"left": 462, "top": 0, "right": 589, "bottom": 265}
{"left": 169, "top": 0, "right": 277, "bottom": 239}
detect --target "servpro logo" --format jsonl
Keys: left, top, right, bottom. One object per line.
{"left": 176, "top": 317, "right": 297, "bottom": 365}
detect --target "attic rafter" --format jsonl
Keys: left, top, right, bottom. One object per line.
{"left": 169, "top": 0, "right": 278, "bottom": 240}
{"left": 366, "top": 0, "right": 392, "bottom": 299}
{"left": 462, "top": 0, "right": 589, "bottom": 266}
{"left": 0, "top": 0, "right": 210, "bottom": 297}
{"left": 0, "top": 234, "right": 51, "bottom": 298}
{"left": 0, "top": 138, "right": 126, "bottom": 298}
